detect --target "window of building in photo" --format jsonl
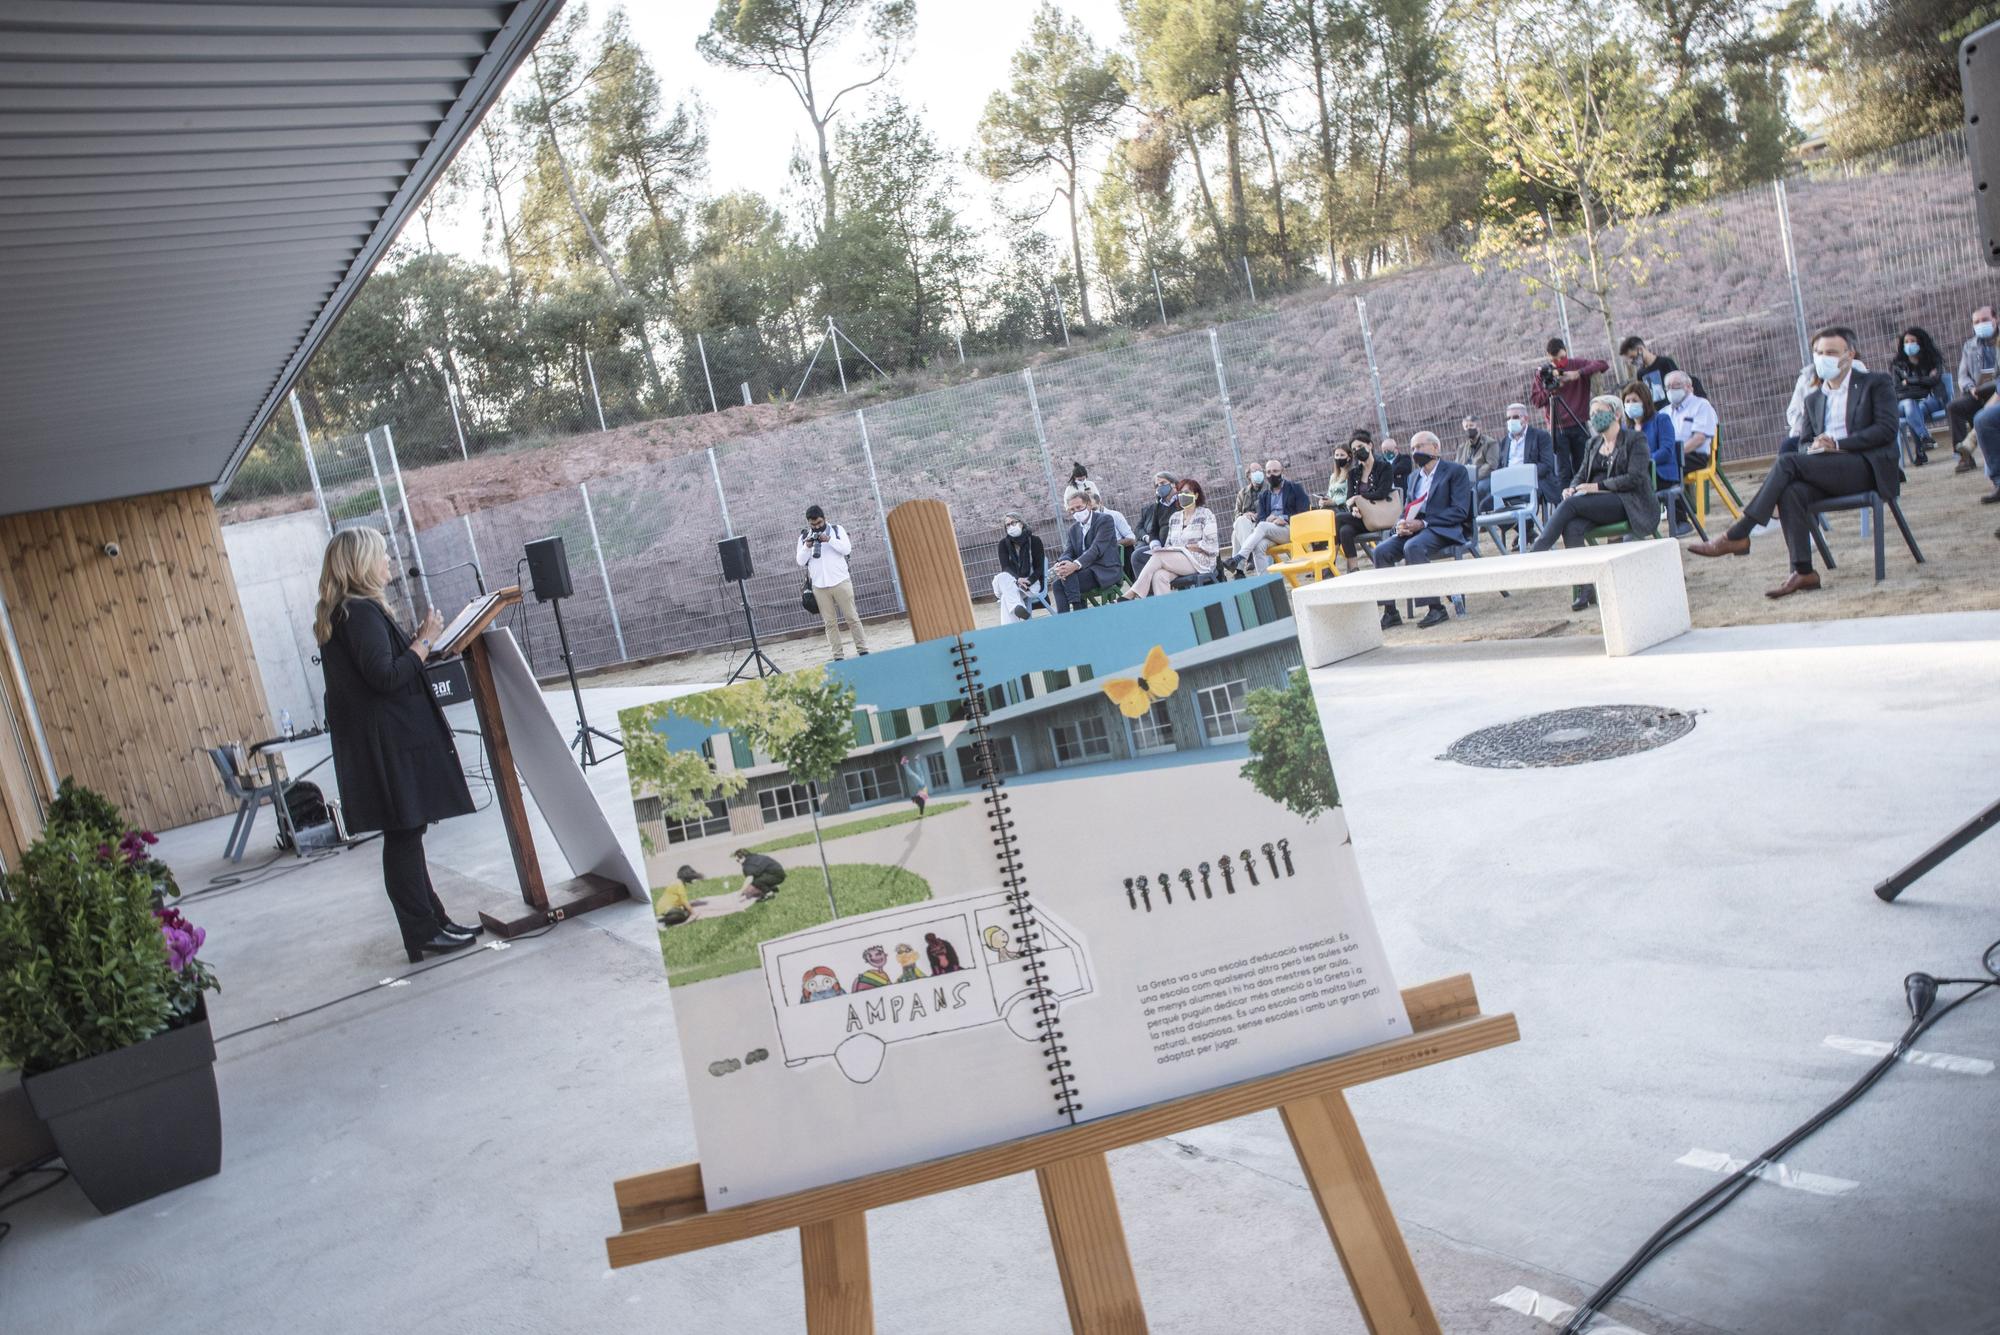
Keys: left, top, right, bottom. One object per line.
{"left": 918, "top": 699, "right": 965, "bottom": 729}
{"left": 984, "top": 679, "right": 1022, "bottom": 714}
{"left": 956, "top": 735, "right": 1020, "bottom": 781}
{"left": 878, "top": 710, "right": 913, "bottom": 742}
{"left": 843, "top": 762, "right": 895, "bottom": 806}
{"left": 921, "top": 751, "right": 949, "bottom": 790}
{"left": 730, "top": 732, "right": 756, "bottom": 769}
{"left": 851, "top": 709, "right": 875, "bottom": 747}
{"left": 663, "top": 795, "right": 730, "bottom": 844}
{"left": 1236, "top": 580, "right": 1290, "bottom": 631}
{"left": 1190, "top": 601, "right": 1231, "bottom": 645}
{"left": 1051, "top": 714, "right": 1112, "bottom": 766}
{"left": 759, "top": 781, "right": 815, "bottom": 822}
{"left": 1196, "top": 679, "right": 1250, "bottom": 741}
{"left": 1128, "top": 700, "right": 1175, "bottom": 754}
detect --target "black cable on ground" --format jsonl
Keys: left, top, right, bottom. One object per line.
{"left": 0, "top": 1156, "right": 70, "bottom": 1249}
{"left": 1559, "top": 937, "right": 2000, "bottom": 1334}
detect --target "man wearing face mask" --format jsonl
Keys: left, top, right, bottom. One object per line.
{"left": 1369, "top": 431, "right": 1474, "bottom": 630}
{"left": 1378, "top": 437, "right": 1413, "bottom": 492}
{"left": 1945, "top": 305, "right": 2000, "bottom": 496}
{"left": 1662, "top": 371, "right": 1717, "bottom": 477}
{"left": 1458, "top": 416, "right": 1498, "bottom": 509}
{"left": 1050, "top": 487, "right": 1123, "bottom": 611}
{"left": 1691, "top": 328, "right": 1898, "bottom": 598}
{"left": 1230, "top": 457, "right": 1313, "bottom": 575}
{"left": 992, "top": 512, "right": 1045, "bottom": 623}
{"left": 1530, "top": 336, "right": 1609, "bottom": 482}
{"left": 1133, "top": 470, "right": 1178, "bottom": 580}
{"left": 1782, "top": 326, "right": 1865, "bottom": 455}
{"left": 797, "top": 504, "right": 870, "bottom": 660}
{"left": 1498, "top": 401, "right": 1562, "bottom": 513}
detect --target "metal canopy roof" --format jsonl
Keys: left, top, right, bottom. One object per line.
{"left": 0, "top": 0, "right": 566, "bottom": 517}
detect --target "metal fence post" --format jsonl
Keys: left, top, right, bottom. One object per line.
{"left": 1773, "top": 178, "right": 1811, "bottom": 366}
{"left": 583, "top": 348, "right": 608, "bottom": 431}
{"left": 1207, "top": 328, "right": 1247, "bottom": 488}
{"left": 956, "top": 331, "right": 965, "bottom": 364}
{"left": 1353, "top": 297, "right": 1390, "bottom": 441}
{"left": 1022, "top": 369, "right": 1064, "bottom": 518}
{"left": 854, "top": 410, "right": 905, "bottom": 612}
{"left": 379, "top": 424, "right": 432, "bottom": 610}
{"left": 578, "top": 482, "right": 627, "bottom": 662}
{"left": 829, "top": 316, "right": 848, "bottom": 395}
{"left": 288, "top": 389, "right": 331, "bottom": 535}
{"left": 443, "top": 370, "right": 471, "bottom": 461}
{"left": 695, "top": 332, "right": 720, "bottom": 412}
{"left": 1050, "top": 285, "right": 1072, "bottom": 348}
{"left": 1242, "top": 256, "right": 1257, "bottom": 303}
{"left": 1152, "top": 266, "right": 1168, "bottom": 325}
{"left": 361, "top": 428, "right": 414, "bottom": 614}
{"left": 708, "top": 446, "right": 733, "bottom": 536}
{"left": 461, "top": 514, "right": 484, "bottom": 592}
{"left": 740, "top": 382, "right": 752, "bottom": 407}
{"left": 1541, "top": 210, "right": 1574, "bottom": 348}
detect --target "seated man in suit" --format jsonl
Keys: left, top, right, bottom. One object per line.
{"left": 1230, "top": 457, "right": 1315, "bottom": 573}
{"left": 1495, "top": 401, "right": 1561, "bottom": 516}
{"left": 1691, "top": 327, "right": 1897, "bottom": 598}
{"left": 1371, "top": 432, "right": 1474, "bottom": 630}
{"left": 1050, "top": 487, "right": 1123, "bottom": 612}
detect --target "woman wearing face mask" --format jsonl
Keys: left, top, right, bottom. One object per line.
{"left": 1326, "top": 446, "right": 1352, "bottom": 509}
{"left": 1334, "top": 442, "right": 1397, "bottom": 565}
{"left": 1891, "top": 327, "right": 1943, "bottom": 467}
{"left": 1122, "top": 478, "right": 1217, "bottom": 598}
{"left": 1623, "top": 379, "right": 1679, "bottom": 489}
{"left": 992, "top": 512, "right": 1045, "bottom": 622}
{"left": 1531, "top": 393, "right": 1659, "bottom": 610}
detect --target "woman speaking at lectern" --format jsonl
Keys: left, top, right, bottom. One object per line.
{"left": 314, "top": 527, "right": 479, "bottom": 964}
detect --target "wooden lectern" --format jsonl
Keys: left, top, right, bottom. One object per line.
{"left": 435, "top": 588, "right": 630, "bottom": 939}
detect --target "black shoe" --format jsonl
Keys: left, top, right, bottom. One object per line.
{"left": 1914, "top": 451, "right": 1929, "bottom": 466}
{"left": 857, "top": 647, "right": 870, "bottom": 655}
{"left": 1982, "top": 489, "right": 2000, "bottom": 505}
{"left": 406, "top": 932, "right": 476, "bottom": 965}
{"left": 1012, "top": 604, "right": 1030, "bottom": 621}
{"left": 1379, "top": 605, "right": 1403, "bottom": 630}
{"left": 1417, "top": 606, "right": 1450, "bottom": 629}
{"left": 441, "top": 919, "right": 485, "bottom": 939}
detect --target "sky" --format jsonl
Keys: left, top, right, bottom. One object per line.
{"left": 434, "top": 0, "right": 1131, "bottom": 258}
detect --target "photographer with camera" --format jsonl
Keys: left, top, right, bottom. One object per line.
{"left": 1530, "top": 336, "right": 1608, "bottom": 484}
{"left": 796, "top": 504, "right": 870, "bottom": 661}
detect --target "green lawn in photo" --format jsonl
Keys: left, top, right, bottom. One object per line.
{"left": 651, "top": 863, "right": 932, "bottom": 987}
{"left": 743, "top": 800, "right": 969, "bottom": 854}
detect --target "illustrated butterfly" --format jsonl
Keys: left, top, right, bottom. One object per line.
{"left": 1100, "top": 645, "right": 1180, "bottom": 719}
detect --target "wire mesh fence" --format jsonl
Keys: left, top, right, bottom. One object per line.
{"left": 240, "top": 130, "right": 1983, "bottom": 677}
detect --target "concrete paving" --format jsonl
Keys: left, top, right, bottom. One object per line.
{"left": 3, "top": 614, "right": 1996, "bottom": 1334}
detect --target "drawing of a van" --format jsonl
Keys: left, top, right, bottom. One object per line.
{"left": 758, "top": 889, "right": 1093, "bottom": 1083}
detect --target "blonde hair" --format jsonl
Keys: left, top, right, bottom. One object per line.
{"left": 313, "top": 527, "right": 393, "bottom": 645}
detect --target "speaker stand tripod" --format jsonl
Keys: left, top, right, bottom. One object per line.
{"left": 726, "top": 575, "right": 779, "bottom": 684}
{"left": 1875, "top": 796, "right": 2000, "bottom": 901}
{"left": 550, "top": 596, "right": 622, "bottom": 767}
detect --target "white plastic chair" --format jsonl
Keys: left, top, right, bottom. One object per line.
{"left": 1475, "top": 464, "right": 1539, "bottom": 555}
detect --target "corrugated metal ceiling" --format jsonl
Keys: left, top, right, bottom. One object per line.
{"left": 0, "top": 0, "right": 566, "bottom": 516}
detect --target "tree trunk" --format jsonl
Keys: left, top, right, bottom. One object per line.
{"left": 809, "top": 802, "right": 836, "bottom": 917}
{"left": 1222, "top": 74, "right": 1247, "bottom": 265}
{"left": 801, "top": 59, "right": 837, "bottom": 239}
{"left": 1247, "top": 86, "right": 1291, "bottom": 282}
{"left": 1062, "top": 130, "right": 1093, "bottom": 328}
{"left": 1180, "top": 123, "right": 1232, "bottom": 278}
{"left": 1306, "top": 17, "right": 1340, "bottom": 282}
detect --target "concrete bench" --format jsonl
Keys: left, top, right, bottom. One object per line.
{"left": 1291, "top": 540, "right": 1691, "bottom": 665}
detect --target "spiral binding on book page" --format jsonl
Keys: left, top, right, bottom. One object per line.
{"left": 952, "top": 635, "right": 1082, "bottom": 1122}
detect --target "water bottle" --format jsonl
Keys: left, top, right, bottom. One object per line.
{"left": 281, "top": 708, "right": 294, "bottom": 740}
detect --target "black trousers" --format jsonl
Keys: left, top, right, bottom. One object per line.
{"left": 382, "top": 826, "right": 448, "bottom": 948}
{"left": 1335, "top": 512, "right": 1373, "bottom": 558}
{"left": 1734, "top": 451, "right": 1876, "bottom": 573}
{"left": 1553, "top": 425, "right": 1591, "bottom": 483}
{"left": 1531, "top": 491, "right": 1627, "bottom": 551}
{"left": 1947, "top": 385, "right": 1994, "bottom": 447}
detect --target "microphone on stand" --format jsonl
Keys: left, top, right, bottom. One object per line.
{"left": 408, "top": 559, "right": 486, "bottom": 594}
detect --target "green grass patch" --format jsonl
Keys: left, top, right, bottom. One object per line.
{"left": 743, "top": 800, "right": 968, "bottom": 854}
{"left": 651, "top": 863, "right": 931, "bottom": 987}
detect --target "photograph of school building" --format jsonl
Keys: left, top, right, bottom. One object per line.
{"left": 633, "top": 579, "right": 1301, "bottom": 856}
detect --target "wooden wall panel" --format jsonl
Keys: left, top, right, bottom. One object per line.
{"left": 0, "top": 487, "right": 272, "bottom": 833}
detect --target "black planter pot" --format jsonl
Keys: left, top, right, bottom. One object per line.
{"left": 22, "top": 996, "right": 221, "bottom": 1214}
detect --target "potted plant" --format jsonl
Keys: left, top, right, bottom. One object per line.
{"left": 0, "top": 784, "right": 222, "bottom": 1213}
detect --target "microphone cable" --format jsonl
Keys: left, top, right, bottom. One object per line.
{"left": 1560, "top": 936, "right": 2000, "bottom": 1334}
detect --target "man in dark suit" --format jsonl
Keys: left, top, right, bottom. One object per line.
{"left": 1690, "top": 327, "right": 1897, "bottom": 598}
{"left": 1497, "top": 401, "right": 1562, "bottom": 511}
{"left": 1230, "top": 456, "right": 1315, "bottom": 574}
{"left": 1371, "top": 432, "right": 1474, "bottom": 629}
{"left": 1050, "top": 487, "right": 1123, "bottom": 611}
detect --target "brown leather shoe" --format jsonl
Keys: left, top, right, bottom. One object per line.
{"left": 1956, "top": 453, "right": 1978, "bottom": 473}
{"left": 1689, "top": 534, "right": 1750, "bottom": 558}
{"left": 1765, "top": 571, "right": 1822, "bottom": 599}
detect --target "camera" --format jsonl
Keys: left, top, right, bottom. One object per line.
{"left": 101, "top": 541, "right": 120, "bottom": 558}
{"left": 1537, "top": 363, "right": 1562, "bottom": 392}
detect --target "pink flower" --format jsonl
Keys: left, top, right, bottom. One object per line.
{"left": 153, "top": 905, "right": 206, "bottom": 972}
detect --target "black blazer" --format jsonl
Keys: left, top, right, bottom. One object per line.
{"left": 1571, "top": 427, "right": 1659, "bottom": 537}
{"left": 1803, "top": 370, "right": 1900, "bottom": 498}
{"left": 320, "top": 597, "right": 474, "bottom": 834}
{"left": 996, "top": 531, "right": 1044, "bottom": 584}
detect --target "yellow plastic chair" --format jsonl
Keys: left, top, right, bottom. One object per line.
{"left": 1265, "top": 509, "right": 1341, "bottom": 587}
{"left": 1681, "top": 424, "right": 1742, "bottom": 528}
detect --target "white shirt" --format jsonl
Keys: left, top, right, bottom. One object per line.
{"left": 796, "top": 523, "right": 854, "bottom": 588}
{"left": 1101, "top": 507, "right": 1135, "bottom": 543}
{"left": 1820, "top": 374, "right": 1851, "bottom": 442}
{"left": 1665, "top": 394, "right": 1718, "bottom": 451}
{"left": 1505, "top": 432, "right": 1528, "bottom": 469}
{"left": 1404, "top": 465, "right": 1434, "bottom": 520}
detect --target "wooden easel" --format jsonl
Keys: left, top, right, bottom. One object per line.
{"left": 435, "top": 587, "right": 629, "bottom": 939}
{"left": 601, "top": 502, "right": 1519, "bottom": 1332}
{"left": 606, "top": 975, "right": 1517, "bottom": 1333}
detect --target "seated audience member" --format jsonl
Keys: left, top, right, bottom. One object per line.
{"left": 1946, "top": 305, "right": 2000, "bottom": 494}
{"left": 1334, "top": 441, "right": 1397, "bottom": 561}
{"left": 992, "top": 511, "right": 1044, "bottom": 623}
{"left": 1229, "top": 457, "right": 1313, "bottom": 574}
{"left": 1496, "top": 401, "right": 1562, "bottom": 512}
{"left": 1132, "top": 471, "right": 1177, "bottom": 580}
{"left": 1326, "top": 443, "right": 1352, "bottom": 509}
{"left": 1692, "top": 328, "right": 1898, "bottom": 596}
{"left": 1372, "top": 432, "right": 1472, "bottom": 631}
{"left": 1619, "top": 335, "right": 1705, "bottom": 403}
{"left": 1891, "top": 326, "right": 1945, "bottom": 466}
{"left": 1532, "top": 394, "right": 1659, "bottom": 611}
{"left": 1459, "top": 415, "right": 1499, "bottom": 508}
{"left": 1124, "top": 479, "right": 1218, "bottom": 598}
{"left": 1624, "top": 378, "right": 1678, "bottom": 488}
{"left": 1379, "top": 436, "right": 1414, "bottom": 492}
{"left": 1662, "top": 370, "right": 1717, "bottom": 485}
{"left": 1050, "top": 487, "right": 1124, "bottom": 611}
{"left": 1230, "top": 464, "right": 1266, "bottom": 567}
{"left": 1782, "top": 328, "right": 1864, "bottom": 454}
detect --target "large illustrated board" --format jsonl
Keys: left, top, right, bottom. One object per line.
{"left": 615, "top": 576, "right": 1408, "bottom": 1210}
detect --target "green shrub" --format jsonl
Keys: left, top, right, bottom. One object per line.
{"left": 0, "top": 826, "right": 177, "bottom": 1075}
{"left": 46, "top": 777, "right": 125, "bottom": 842}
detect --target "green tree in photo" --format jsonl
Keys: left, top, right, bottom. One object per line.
{"left": 1240, "top": 667, "right": 1339, "bottom": 823}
